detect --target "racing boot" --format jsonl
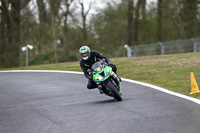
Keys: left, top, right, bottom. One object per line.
{"left": 98, "top": 85, "right": 103, "bottom": 94}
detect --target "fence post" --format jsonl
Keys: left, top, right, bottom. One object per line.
{"left": 191, "top": 38, "right": 198, "bottom": 52}
{"left": 158, "top": 42, "right": 165, "bottom": 55}
{"left": 124, "top": 44, "right": 132, "bottom": 57}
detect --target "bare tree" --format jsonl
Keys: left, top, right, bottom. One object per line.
{"left": 157, "top": 0, "right": 163, "bottom": 41}
{"left": 182, "top": 0, "right": 198, "bottom": 38}
{"left": 0, "top": 0, "right": 31, "bottom": 68}
{"left": 10, "top": 0, "right": 21, "bottom": 67}
{"left": 49, "top": 0, "right": 62, "bottom": 62}
{"left": 128, "top": 0, "right": 134, "bottom": 46}
{"left": 36, "top": 0, "right": 48, "bottom": 54}
{"left": 134, "top": 1, "right": 139, "bottom": 44}
{"left": 77, "top": 0, "right": 92, "bottom": 42}
{"left": 0, "top": 0, "right": 10, "bottom": 67}
{"left": 134, "top": 0, "right": 146, "bottom": 44}
{"left": 36, "top": 0, "right": 48, "bottom": 24}
{"left": 62, "top": 0, "right": 74, "bottom": 60}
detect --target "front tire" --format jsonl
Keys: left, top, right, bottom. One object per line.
{"left": 106, "top": 80, "right": 122, "bottom": 101}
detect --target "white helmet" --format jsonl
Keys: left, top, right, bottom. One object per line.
{"left": 79, "top": 46, "right": 91, "bottom": 60}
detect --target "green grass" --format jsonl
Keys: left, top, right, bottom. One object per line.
{"left": 1, "top": 52, "right": 200, "bottom": 99}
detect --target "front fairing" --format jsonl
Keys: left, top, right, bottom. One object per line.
{"left": 92, "top": 62, "right": 112, "bottom": 84}
{"left": 92, "top": 61, "right": 122, "bottom": 97}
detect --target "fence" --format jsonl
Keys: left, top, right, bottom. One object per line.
{"left": 124, "top": 38, "right": 200, "bottom": 57}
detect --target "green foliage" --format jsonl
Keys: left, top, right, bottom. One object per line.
{"left": 92, "top": 2, "right": 128, "bottom": 57}
{"left": 29, "top": 51, "right": 54, "bottom": 65}
{"left": 20, "top": 56, "right": 26, "bottom": 67}
{"left": 1, "top": 0, "right": 200, "bottom": 68}
{"left": 68, "top": 50, "right": 79, "bottom": 61}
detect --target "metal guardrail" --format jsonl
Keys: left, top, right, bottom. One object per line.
{"left": 124, "top": 38, "right": 200, "bottom": 57}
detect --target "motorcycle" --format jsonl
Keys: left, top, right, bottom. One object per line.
{"left": 88, "top": 60, "right": 122, "bottom": 101}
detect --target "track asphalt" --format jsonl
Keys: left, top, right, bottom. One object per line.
{"left": 0, "top": 71, "right": 200, "bottom": 133}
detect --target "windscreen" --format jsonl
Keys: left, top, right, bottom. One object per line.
{"left": 91, "top": 61, "right": 103, "bottom": 73}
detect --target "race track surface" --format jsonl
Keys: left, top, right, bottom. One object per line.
{"left": 0, "top": 71, "right": 200, "bottom": 133}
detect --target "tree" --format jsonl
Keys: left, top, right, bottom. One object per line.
{"left": 62, "top": 0, "right": 74, "bottom": 61}
{"left": 182, "top": 0, "right": 198, "bottom": 38}
{"left": 157, "top": 0, "right": 163, "bottom": 41}
{"left": 128, "top": 0, "right": 134, "bottom": 46}
{"left": 77, "top": 0, "right": 92, "bottom": 42}
{"left": 36, "top": 0, "right": 48, "bottom": 24}
{"left": 0, "top": 0, "right": 31, "bottom": 68}
{"left": 0, "top": 0, "right": 10, "bottom": 67}
{"left": 92, "top": 1, "right": 128, "bottom": 57}
{"left": 49, "top": 0, "right": 62, "bottom": 62}
{"left": 134, "top": 0, "right": 146, "bottom": 44}
{"left": 0, "top": 0, "right": 21, "bottom": 68}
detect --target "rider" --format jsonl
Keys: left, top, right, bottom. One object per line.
{"left": 79, "top": 46, "right": 118, "bottom": 90}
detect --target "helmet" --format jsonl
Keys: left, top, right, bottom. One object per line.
{"left": 79, "top": 46, "right": 91, "bottom": 60}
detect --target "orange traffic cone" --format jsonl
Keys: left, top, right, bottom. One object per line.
{"left": 190, "top": 72, "right": 200, "bottom": 94}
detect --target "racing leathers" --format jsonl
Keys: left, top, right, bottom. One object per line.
{"left": 80, "top": 50, "right": 117, "bottom": 89}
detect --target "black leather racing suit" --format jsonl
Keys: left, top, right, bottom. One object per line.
{"left": 80, "top": 50, "right": 117, "bottom": 89}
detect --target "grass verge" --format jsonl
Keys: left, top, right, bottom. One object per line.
{"left": 1, "top": 52, "right": 200, "bottom": 99}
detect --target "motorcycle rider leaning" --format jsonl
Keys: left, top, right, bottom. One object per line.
{"left": 79, "top": 46, "right": 118, "bottom": 90}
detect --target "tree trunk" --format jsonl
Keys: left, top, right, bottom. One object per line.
{"left": 36, "top": 0, "right": 48, "bottom": 24}
{"left": 141, "top": 0, "right": 146, "bottom": 19}
{"left": 128, "top": 0, "right": 134, "bottom": 46}
{"left": 134, "top": 1, "right": 140, "bottom": 44}
{"left": 10, "top": 0, "right": 21, "bottom": 67}
{"left": 78, "top": 0, "right": 91, "bottom": 42}
{"left": 157, "top": 0, "right": 163, "bottom": 41}
{"left": 63, "top": 0, "right": 74, "bottom": 61}
{"left": 0, "top": 0, "right": 6, "bottom": 68}
{"left": 49, "top": 0, "right": 61, "bottom": 63}
{"left": 182, "top": 0, "right": 198, "bottom": 38}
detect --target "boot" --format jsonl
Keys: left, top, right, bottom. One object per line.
{"left": 98, "top": 85, "right": 103, "bottom": 94}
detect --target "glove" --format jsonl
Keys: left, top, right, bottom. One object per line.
{"left": 102, "top": 58, "right": 106, "bottom": 63}
{"left": 87, "top": 69, "right": 92, "bottom": 74}
{"left": 108, "top": 62, "right": 114, "bottom": 67}
{"left": 108, "top": 62, "right": 113, "bottom": 65}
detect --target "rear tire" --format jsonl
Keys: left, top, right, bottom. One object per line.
{"left": 106, "top": 81, "right": 122, "bottom": 101}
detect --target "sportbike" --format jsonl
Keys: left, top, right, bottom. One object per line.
{"left": 88, "top": 60, "right": 122, "bottom": 101}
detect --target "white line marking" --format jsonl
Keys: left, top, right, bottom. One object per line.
{"left": 1, "top": 70, "right": 200, "bottom": 105}
{"left": 122, "top": 78, "right": 200, "bottom": 105}
{"left": 0, "top": 70, "right": 83, "bottom": 74}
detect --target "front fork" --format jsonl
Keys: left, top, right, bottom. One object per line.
{"left": 112, "top": 72, "right": 120, "bottom": 85}
{"left": 97, "top": 72, "right": 121, "bottom": 95}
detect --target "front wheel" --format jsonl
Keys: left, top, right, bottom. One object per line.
{"left": 106, "top": 80, "right": 122, "bottom": 101}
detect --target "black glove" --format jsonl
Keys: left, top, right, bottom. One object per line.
{"left": 102, "top": 58, "right": 106, "bottom": 63}
{"left": 108, "top": 62, "right": 113, "bottom": 67}
{"left": 108, "top": 62, "right": 113, "bottom": 65}
{"left": 87, "top": 69, "right": 92, "bottom": 74}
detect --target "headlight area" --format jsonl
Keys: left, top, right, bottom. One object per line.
{"left": 95, "top": 76, "right": 103, "bottom": 81}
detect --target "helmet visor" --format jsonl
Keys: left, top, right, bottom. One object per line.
{"left": 81, "top": 52, "right": 88, "bottom": 57}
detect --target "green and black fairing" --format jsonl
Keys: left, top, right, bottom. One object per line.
{"left": 91, "top": 61, "right": 122, "bottom": 97}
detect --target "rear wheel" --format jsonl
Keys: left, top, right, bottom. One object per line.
{"left": 106, "top": 80, "right": 122, "bottom": 101}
